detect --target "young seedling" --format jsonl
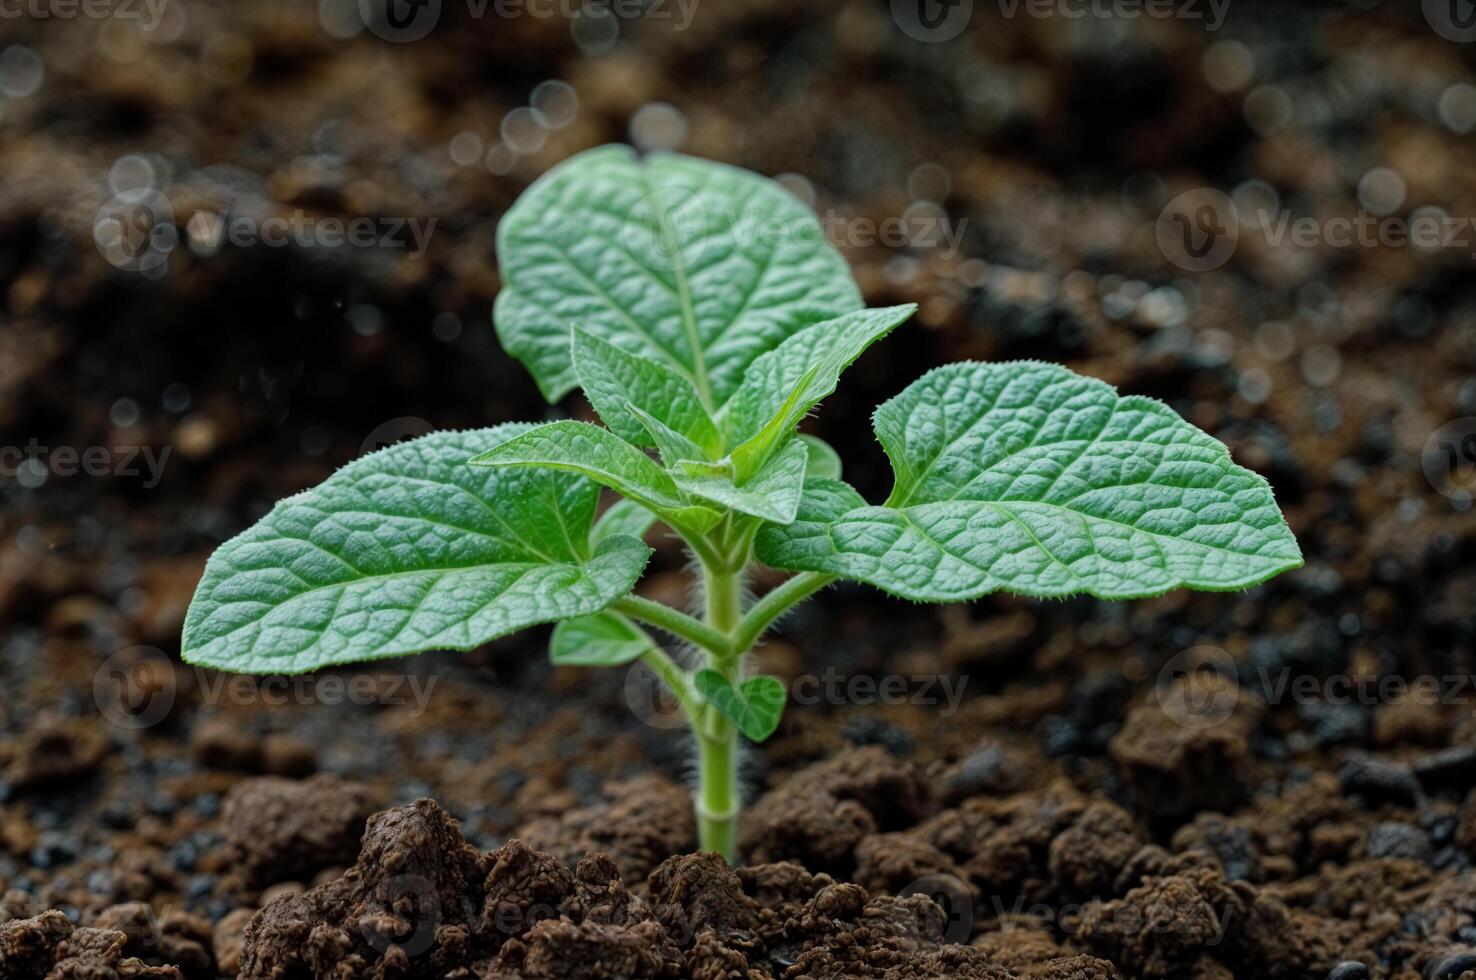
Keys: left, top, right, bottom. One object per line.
{"left": 181, "top": 145, "right": 1303, "bottom": 863}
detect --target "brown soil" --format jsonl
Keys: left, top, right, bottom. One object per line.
{"left": 3, "top": 1, "right": 1476, "bottom": 979}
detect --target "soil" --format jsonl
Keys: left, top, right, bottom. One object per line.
{"left": 3, "top": 1, "right": 1476, "bottom": 978}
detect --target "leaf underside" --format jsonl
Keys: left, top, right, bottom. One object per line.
{"left": 495, "top": 144, "right": 863, "bottom": 409}
{"left": 755, "top": 362, "right": 1303, "bottom": 601}
{"left": 182, "top": 427, "right": 651, "bottom": 673}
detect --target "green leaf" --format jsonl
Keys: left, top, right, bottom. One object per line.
{"left": 629, "top": 403, "right": 711, "bottom": 465}
{"left": 673, "top": 438, "right": 809, "bottom": 524}
{"left": 550, "top": 612, "right": 650, "bottom": 667}
{"left": 694, "top": 670, "right": 787, "bottom": 742}
{"left": 182, "top": 427, "right": 651, "bottom": 673}
{"left": 591, "top": 499, "right": 658, "bottom": 548}
{"left": 799, "top": 434, "right": 843, "bottom": 480}
{"left": 755, "top": 362, "right": 1303, "bottom": 601}
{"left": 468, "top": 421, "right": 720, "bottom": 533}
{"left": 494, "top": 144, "right": 863, "bottom": 409}
{"left": 727, "top": 305, "right": 916, "bottom": 479}
{"left": 572, "top": 327, "right": 720, "bottom": 455}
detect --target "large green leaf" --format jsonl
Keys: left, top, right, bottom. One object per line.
{"left": 572, "top": 327, "right": 720, "bottom": 455}
{"left": 673, "top": 438, "right": 809, "bottom": 524}
{"left": 726, "top": 305, "right": 915, "bottom": 479}
{"left": 494, "top": 145, "right": 863, "bottom": 409}
{"left": 468, "top": 421, "right": 720, "bottom": 532}
{"left": 182, "top": 427, "right": 651, "bottom": 673}
{"left": 755, "top": 362, "right": 1303, "bottom": 600}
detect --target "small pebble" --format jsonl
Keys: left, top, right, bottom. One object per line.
{"left": 1414, "top": 746, "right": 1476, "bottom": 792}
{"left": 1339, "top": 754, "right": 1423, "bottom": 807}
{"left": 1366, "top": 822, "right": 1432, "bottom": 861}
{"left": 1327, "top": 963, "right": 1369, "bottom": 980}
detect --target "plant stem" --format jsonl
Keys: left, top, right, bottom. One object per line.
{"left": 611, "top": 595, "right": 730, "bottom": 657}
{"left": 732, "top": 571, "right": 834, "bottom": 653}
{"left": 696, "top": 720, "right": 738, "bottom": 861}
{"left": 696, "top": 563, "right": 744, "bottom": 861}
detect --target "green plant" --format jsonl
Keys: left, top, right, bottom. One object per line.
{"left": 181, "top": 145, "right": 1303, "bottom": 863}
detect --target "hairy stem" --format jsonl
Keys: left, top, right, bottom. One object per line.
{"left": 732, "top": 571, "right": 834, "bottom": 653}
{"left": 611, "top": 595, "right": 731, "bottom": 657}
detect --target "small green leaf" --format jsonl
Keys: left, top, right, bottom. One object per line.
{"left": 799, "top": 434, "right": 843, "bottom": 480}
{"left": 495, "top": 145, "right": 863, "bottom": 408}
{"left": 756, "top": 362, "right": 1303, "bottom": 600}
{"left": 468, "top": 421, "right": 720, "bottom": 533}
{"left": 629, "top": 403, "right": 711, "bottom": 465}
{"left": 573, "top": 327, "right": 720, "bottom": 454}
{"left": 591, "top": 499, "right": 658, "bottom": 548}
{"left": 182, "top": 427, "right": 652, "bottom": 673}
{"left": 727, "top": 305, "right": 916, "bottom": 480}
{"left": 673, "top": 438, "right": 809, "bottom": 524}
{"left": 694, "top": 669, "right": 787, "bottom": 742}
{"left": 550, "top": 612, "right": 650, "bottom": 667}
